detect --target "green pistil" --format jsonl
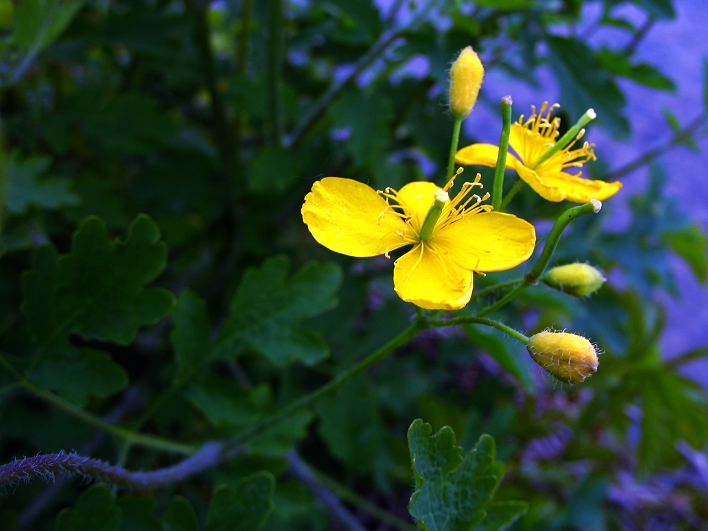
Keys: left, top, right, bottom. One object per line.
{"left": 533, "top": 108, "right": 596, "bottom": 169}
{"left": 419, "top": 190, "right": 449, "bottom": 242}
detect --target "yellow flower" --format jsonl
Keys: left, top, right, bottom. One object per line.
{"left": 301, "top": 173, "right": 536, "bottom": 310}
{"left": 455, "top": 102, "right": 622, "bottom": 203}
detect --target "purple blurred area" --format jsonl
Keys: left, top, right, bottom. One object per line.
{"left": 465, "top": 1, "right": 708, "bottom": 380}
{"left": 374, "top": 1, "right": 708, "bottom": 377}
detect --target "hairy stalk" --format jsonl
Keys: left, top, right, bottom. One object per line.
{"left": 1, "top": 310, "right": 539, "bottom": 494}
{"left": 492, "top": 96, "right": 513, "bottom": 211}
{"left": 428, "top": 316, "right": 529, "bottom": 344}
{"left": 18, "top": 389, "right": 142, "bottom": 530}
{"left": 476, "top": 200, "right": 602, "bottom": 317}
{"left": 0, "top": 444, "right": 221, "bottom": 490}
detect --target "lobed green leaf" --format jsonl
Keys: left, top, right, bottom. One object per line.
{"left": 217, "top": 256, "right": 342, "bottom": 367}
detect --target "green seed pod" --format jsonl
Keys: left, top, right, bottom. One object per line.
{"left": 543, "top": 263, "right": 605, "bottom": 297}
{"left": 527, "top": 331, "right": 599, "bottom": 384}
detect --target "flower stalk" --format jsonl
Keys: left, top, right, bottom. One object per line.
{"left": 445, "top": 117, "right": 463, "bottom": 184}
{"left": 476, "top": 200, "right": 602, "bottom": 317}
{"left": 492, "top": 96, "right": 512, "bottom": 211}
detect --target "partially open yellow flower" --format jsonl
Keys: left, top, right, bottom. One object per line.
{"left": 302, "top": 173, "right": 536, "bottom": 310}
{"left": 455, "top": 103, "right": 622, "bottom": 203}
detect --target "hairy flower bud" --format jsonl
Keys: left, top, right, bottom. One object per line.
{"left": 449, "top": 46, "right": 484, "bottom": 119}
{"left": 527, "top": 331, "right": 599, "bottom": 384}
{"left": 543, "top": 263, "right": 606, "bottom": 297}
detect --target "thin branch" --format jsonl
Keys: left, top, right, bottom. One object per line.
{"left": 225, "top": 320, "right": 424, "bottom": 451}
{"left": 311, "top": 469, "right": 417, "bottom": 531}
{"left": 623, "top": 15, "right": 655, "bottom": 56}
{"left": 284, "top": 1, "right": 438, "bottom": 150}
{"left": 283, "top": 27, "right": 402, "bottom": 149}
{"left": 604, "top": 113, "right": 708, "bottom": 181}
{"left": 287, "top": 451, "right": 366, "bottom": 531}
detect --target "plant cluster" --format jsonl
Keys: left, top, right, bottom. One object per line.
{"left": 0, "top": 0, "right": 707, "bottom": 530}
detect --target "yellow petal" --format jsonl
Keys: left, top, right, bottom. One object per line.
{"left": 395, "top": 181, "right": 440, "bottom": 232}
{"left": 393, "top": 244, "right": 474, "bottom": 310}
{"left": 434, "top": 212, "right": 536, "bottom": 272}
{"left": 508, "top": 123, "right": 547, "bottom": 166}
{"left": 455, "top": 143, "right": 520, "bottom": 169}
{"left": 302, "top": 177, "right": 409, "bottom": 257}
{"left": 514, "top": 164, "right": 566, "bottom": 202}
{"left": 536, "top": 170, "right": 622, "bottom": 203}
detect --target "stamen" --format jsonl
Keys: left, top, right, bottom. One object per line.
{"left": 534, "top": 108, "right": 596, "bottom": 169}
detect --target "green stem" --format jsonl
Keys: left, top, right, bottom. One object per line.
{"left": 225, "top": 321, "right": 424, "bottom": 451}
{"left": 0, "top": 352, "right": 195, "bottom": 456}
{"left": 445, "top": 117, "right": 463, "bottom": 184}
{"left": 475, "top": 200, "right": 602, "bottom": 317}
{"left": 428, "top": 316, "right": 529, "bottom": 344}
{"left": 267, "top": 0, "right": 284, "bottom": 146}
{"left": 36, "top": 389, "right": 196, "bottom": 455}
{"left": 470, "top": 278, "right": 523, "bottom": 302}
{"left": 492, "top": 96, "right": 512, "bottom": 211}
{"left": 526, "top": 200, "right": 601, "bottom": 281}
{"left": 500, "top": 178, "right": 525, "bottom": 210}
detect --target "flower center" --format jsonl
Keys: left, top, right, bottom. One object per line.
{"left": 515, "top": 102, "right": 596, "bottom": 173}
{"left": 378, "top": 168, "right": 492, "bottom": 245}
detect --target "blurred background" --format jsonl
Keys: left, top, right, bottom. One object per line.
{"left": 1, "top": 0, "right": 708, "bottom": 529}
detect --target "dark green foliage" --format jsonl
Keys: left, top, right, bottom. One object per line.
{"left": 2, "top": 0, "right": 706, "bottom": 529}
{"left": 22, "top": 215, "right": 175, "bottom": 346}
{"left": 206, "top": 474, "right": 275, "bottom": 531}
{"left": 56, "top": 485, "right": 122, "bottom": 531}
{"left": 216, "top": 256, "right": 342, "bottom": 366}
{"left": 162, "top": 496, "right": 200, "bottom": 531}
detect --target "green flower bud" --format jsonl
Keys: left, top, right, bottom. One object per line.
{"left": 543, "top": 263, "right": 605, "bottom": 297}
{"left": 527, "top": 331, "right": 599, "bottom": 384}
